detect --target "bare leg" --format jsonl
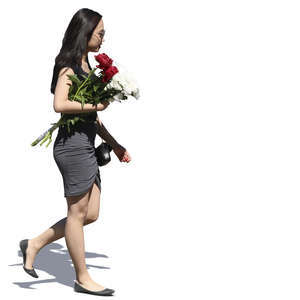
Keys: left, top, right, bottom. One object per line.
{"left": 24, "top": 216, "right": 94, "bottom": 270}
{"left": 24, "top": 183, "right": 104, "bottom": 291}
{"left": 66, "top": 183, "right": 106, "bottom": 291}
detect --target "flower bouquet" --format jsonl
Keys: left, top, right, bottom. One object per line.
{"left": 31, "top": 53, "right": 140, "bottom": 147}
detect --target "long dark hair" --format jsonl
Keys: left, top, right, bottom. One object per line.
{"left": 50, "top": 8, "right": 102, "bottom": 94}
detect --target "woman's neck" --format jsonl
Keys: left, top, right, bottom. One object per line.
{"left": 81, "top": 50, "right": 89, "bottom": 64}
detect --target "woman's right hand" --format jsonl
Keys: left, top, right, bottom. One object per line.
{"left": 97, "top": 99, "right": 111, "bottom": 111}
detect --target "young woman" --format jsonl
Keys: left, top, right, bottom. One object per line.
{"left": 19, "top": 8, "right": 131, "bottom": 296}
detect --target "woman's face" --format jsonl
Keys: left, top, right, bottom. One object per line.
{"left": 87, "top": 18, "right": 105, "bottom": 52}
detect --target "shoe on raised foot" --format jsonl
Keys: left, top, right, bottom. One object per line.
{"left": 74, "top": 280, "right": 115, "bottom": 296}
{"left": 19, "top": 239, "right": 39, "bottom": 278}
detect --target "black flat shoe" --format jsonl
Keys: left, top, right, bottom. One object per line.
{"left": 74, "top": 280, "right": 115, "bottom": 296}
{"left": 19, "top": 239, "right": 39, "bottom": 278}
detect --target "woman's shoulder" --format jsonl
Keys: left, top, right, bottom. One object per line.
{"left": 58, "top": 67, "right": 74, "bottom": 79}
{"left": 58, "top": 62, "right": 80, "bottom": 76}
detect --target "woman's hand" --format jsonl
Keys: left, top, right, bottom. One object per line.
{"left": 96, "top": 99, "right": 111, "bottom": 111}
{"left": 112, "top": 144, "right": 131, "bottom": 163}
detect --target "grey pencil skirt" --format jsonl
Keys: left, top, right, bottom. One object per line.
{"left": 53, "top": 117, "right": 101, "bottom": 198}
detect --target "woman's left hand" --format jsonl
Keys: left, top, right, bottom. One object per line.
{"left": 113, "top": 144, "right": 132, "bottom": 163}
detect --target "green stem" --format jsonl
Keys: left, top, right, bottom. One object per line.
{"left": 74, "top": 68, "right": 97, "bottom": 101}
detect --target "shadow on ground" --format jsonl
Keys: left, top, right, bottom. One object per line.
{"left": 10, "top": 242, "right": 110, "bottom": 289}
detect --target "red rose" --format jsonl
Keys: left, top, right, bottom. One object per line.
{"left": 102, "top": 65, "right": 119, "bottom": 83}
{"left": 94, "top": 53, "right": 113, "bottom": 70}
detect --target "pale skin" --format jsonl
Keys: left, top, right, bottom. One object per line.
{"left": 25, "top": 18, "right": 132, "bottom": 291}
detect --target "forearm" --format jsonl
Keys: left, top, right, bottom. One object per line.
{"left": 55, "top": 99, "right": 110, "bottom": 114}
{"left": 96, "top": 119, "right": 120, "bottom": 149}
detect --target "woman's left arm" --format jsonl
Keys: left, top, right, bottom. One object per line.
{"left": 95, "top": 115, "right": 131, "bottom": 162}
{"left": 95, "top": 115, "right": 119, "bottom": 149}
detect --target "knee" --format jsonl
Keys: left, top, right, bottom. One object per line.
{"left": 84, "top": 213, "right": 99, "bottom": 225}
{"left": 67, "top": 206, "right": 88, "bottom": 222}
{"left": 68, "top": 211, "right": 87, "bottom": 223}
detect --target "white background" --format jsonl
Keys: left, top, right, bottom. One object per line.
{"left": 1, "top": 0, "right": 300, "bottom": 299}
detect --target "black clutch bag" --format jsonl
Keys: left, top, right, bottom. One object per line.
{"left": 95, "top": 141, "right": 113, "bottom": 166}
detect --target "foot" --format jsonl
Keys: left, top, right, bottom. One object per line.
{"left": 24, "top": 239, "right": 40, "bottom": 269}
{"left": 76, "top": 277, "right": 107, "bottom": 292}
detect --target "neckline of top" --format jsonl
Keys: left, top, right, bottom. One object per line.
{"left": 80, "top": 65, "right": 91, "bottom": 75}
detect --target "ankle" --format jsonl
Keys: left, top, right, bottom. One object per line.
{"left": 77, "top": 272, "right": 92, "bottom": 284}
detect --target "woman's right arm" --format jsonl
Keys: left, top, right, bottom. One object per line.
{"left": 53, "top": 67, "right": 110, "bottom": 114}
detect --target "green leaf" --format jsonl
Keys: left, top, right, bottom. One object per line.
{"left": 67, "top": 74, "right": 82, "bottom": 85}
